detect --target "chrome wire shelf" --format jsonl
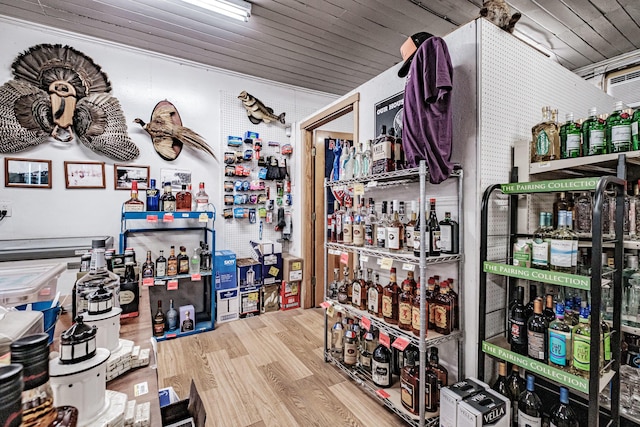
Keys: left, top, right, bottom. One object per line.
{"left": 324, "top": 167, "right": 463, "bottom": 188}
{"left": 325, "top": 242, "right": 462, "bottom": 265}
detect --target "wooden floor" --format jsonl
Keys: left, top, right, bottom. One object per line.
{"left": 156, "top": 308, "right": 405, "bottom": 427}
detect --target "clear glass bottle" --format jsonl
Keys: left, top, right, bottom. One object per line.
{"left": 364, "top": 198, "right": 377, "bottom": 247}
{"left": 376, "top": 201, "right": 389, "bottom": 248}
{"left": 550, "top": 211, "right": 576, "bottom": 273}
{"left": 606, "top": 100, "right": 632, "bottom": 153}
{"left": 362, "top": 139, "right": 372, "bottom": 177}
{"left": 340, "top": 143, "right": 353, "bottom": 181}
{"left": 359, "top": 329, "right": 375, "bottom": 372}
{"left": 632, "top": 182, "right": 640, "bottom": 240}
{"left": 572, "top": 306, "right": 592, "bottom": 378}
{"left": 532, "top": 212, "right": 550, "bottom": 270}
{"left": 574, "top": 192, "right": 592, "bottom": 234}
{"left": 190, "top": 248, "right": 200, "bottom": 275}
{"left": 329, "top": 268, "right": 340, "bottom": 300}
{"left": 343, "top": 329, "right": 358, "bottom": 366}
{"left": 195, "top": 182, "right": 209, "bottom": 211}
{"left": 566, "top": 211, "right": 579, "bottom": 272}
{"left": 387, "top": 200, "right": 404, "bottom": 251}
{"left": 582, "top": 107, "right": 607, "bottom": 156}
{"left": 352, "top": 197, "right": 365, "bottom": 247}
{"left": 351, "top": 268, "right": 364, "bottom": 309}
{"left": 560, "top": 112, "right": 581, "bottom": 158}
{"left": 352, "top": 142, "right": 363, "bottom": 178}
{"left": 166, "top": 299, "right": 178, "bottom": 331}
{"left": 337, "top": 268, "right": 348, "bottom": 304}
{"left": 124, "top": 180, "right": 145, "bottom": 212}
{"left": 74, "top": 239, "right": 121, "bottom": 317}
{"left": 160, "top": 182, "right": 176, "bottom": 212}
{"left": 146, "top": 178, "right": 160, "bottom": 211}
{"left": 342, "top": 199, "right": 354, "bottom": 246}
{"left": 531, "top": 106, "right": 560, "bottom": 162}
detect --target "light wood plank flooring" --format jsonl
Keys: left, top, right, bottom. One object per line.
{"left": 157, "top": 308, "right": 404, "bottom": 427}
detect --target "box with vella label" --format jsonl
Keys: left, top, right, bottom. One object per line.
{"left": 457, "top": 389, "right": 510, "bottom": 427}
{"left": 439, "top": 378, "right": 489, "bottom": 427}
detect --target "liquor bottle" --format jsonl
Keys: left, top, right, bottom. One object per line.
{"left": 405, "top": 201, "right": 417, "bottom": 251}
{"left": 344, "top": 266, "right": 353, "bottom": 304}
{"left": 372, "top": 340, "right": 392, "bottom": 387}
{"left": 365, "top": 198, "right": 377, "bottom": 247}
{"left": 331, "top": 312, "right": 344, "bottom": 359}
{"left": 550, "top": 211, "right": 576, "bottom": 273}
{"left": 337, "top": 268, "right": 348, "bottom": 304}
{"left": 625, "top": 182, "right": 632, "bottom": 237}
{"left": 492, "top": 361, "right": 510, "bottom": 399}
{"left": 351, "top": 268, "right": 364, "bottom": 309}
{"left": 142, "top": 250, "right": 155, "bottom": 279}
{"left": 177, "top": 245, "right": 189, "bottom": 274}
{"left": 602, "top": 190, "right": 614, "bottom": 237}
{"left": 509, "top": 286, "right": 527, "bottom": 355}
{"left": 439, "top": 212, "right": 459, "bottom": 254}
{"left": 425, "top": 364, "right": 440, "bottom": 413}
{"left": 155, "top": 250, "right": 167, "bottom": 277}
{"left": 392, "top": 128, "right": 404, "bottom": 170}
{"left": 362, "top": 139, "right": 373, "bottom": 177}
{"left": 434, "top": 280, "right": 453, "bottom": 335}
{"left": 507, "top": 365, "right": 525, "bottom": 425}
{"left": 553, "top": 192, "right": 569, "bottom": 229}
{"left": 342, "top": 201, "right": 353, "bottom": 245}
{"left": 367, "top": 272, "right": 383, "bottom": 316}
{"left": 339, "top": 143, "right": 351, "bottom": 181}
{"left": 518, "top": 374, "right": 543, "bottom": 427}
{"left": 371, "top": 125, "right": 395, "bottom": 174}
{"left": 194, "top": 182, "right": 209, "bottom": 211}
{"left": 377, "top": 201, "right": 389, "bottom": 248}
{"left": 160, "top": 182, "right": 176, "bottom": 212}
{"left": 413, "top": 207, "right": 422, "bottom": 257}
{"left": 544, "top": 294, "right": 556, "bottom": 323}
{"left": 167, "top": 246, "right": 178, "bottom": 276}
{"left": 572, "top": 306, "right": 591, "bottom": 378}
{"left": 447, "top": 278, "right": 460, "bottom": 330}
{"left": 427, "top": 198, "right": 441, "bottom": 256}
{"left": 328, "top": 268, "right": 339, "bottom": 300}
{"left": 631, "top": 183, "right": 640, "bottom": 239}
{"left": 398, "top": 201, "right": 407, "bottom": 225}
{"left": 352, "top": 197, "right": 365, "bottom": 247}
{"left": 525, "top": 284, "right": 538, "bottom": 320}
{"left": 411, "top": 281, "right": 423, "bottom": 337}
{"left": 531, "top": 106, "right": 560, "bottom": 162}
{"left": 342, "top": 143, "right": 354, "bottom": 181}
{"left": 606, "top": 100, "right": 632, "bottom": 153}
{"left": 146, "top": 178, "right": 160, "bottom": 211}
{"left": 574, "top": 191, "right": 592, "bottom": 234}
{"left": 398, "top": 271, "right": 416, "bottom": 331}
{"left": 400, "top": 350, "right": 419, "bottom": 415}
{"left": 359, "top": 329, "right": 375, "bottom": 372}
{"left": 429, "top": 346, "right": 448, "bottom": 391}
{"left": 549, "top": 302, "right": 572, "bottom": 371}
{"left": 166, "top": 299, "right": 178, "bottom": 330}
{"left": 181, "top": 310, "right": 194, "bottom": 332}
{"left": 560, "top": 113, "right": 581, "bottom": 158}
{"left": 343, "top": 329, "right": 358, "bottom": 366}
{"left": 73, "top": 239, "right": 121, "bottom": 317}
{"left": 582, "top": 107, "right": 607, "bottom": 156}
{"left": 532, "top": 212, "right": 550, "bottom": 270}
{"left": 387, "top": 200, "right": 404, "bottom": 251}
{"left": 352, "top": 142, "right": 363, "bottom": 178}
{"left": 335, "top": 201, "right": 345, "bottom": 244}
{"left": 200, "top": 243, "right": 212, "bottom": 272}
{"left": 190, "top": 248, "right": 200, "bottom": 275}
{"left": 427, "top": 277, "right": 438, "bottom": 330}
{"left": 527, "top": 298, "right": 548, "bottom": 362}
{"left": 382, "top": 268, "right": 400, "bottom": 324}
{"left": 124, "top": 180, "right": 145, "bottom": 212}
{"left": 549, "top": 387, "right": 579, "bottom": 427}
{"left": 330, "top": 201, "right": 339, "bottom": 243}
{"left": 153, "top": 300, "right": 165, "bottom": 337}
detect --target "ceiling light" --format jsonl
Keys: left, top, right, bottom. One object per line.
{"left": 180, "top": 0, "right": 251, "bottom": 22}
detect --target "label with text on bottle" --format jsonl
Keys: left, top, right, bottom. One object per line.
{"left": 387, "top": 227, "right": 400, "bottom": 250}
{"left": 549, "top": 330, "right": 570, "bottom": 366}
{"left": 550, "top": 240, "right": 572, "bottom": 268}
{"left": 399, "top": 302, "right": 412, "bottom": 326}
{"left": 566, "top": 134, "right": 580, "bottom": 155}
{"left": 572, "top": 334, "right": 590, "bottom": 372}
{"left": 527, "top": 330, "right": 546, "bottom": 360}
{"left": 367, "top": 288, "right": 379, "bottom": 313}
{"left": 382, "top": 295, "right": 393, "bottom": 318}
{"left": 531, "top": 241, "right": 549, "bottom": 267}
{"left": 518, "top": 410, "right": 542, "bottom": 427}
{"left": 401, "top": 381, "right": 415, "bottom": 412}
{"left": 371, "top": 360, "right": 391, "bottom": 387}
{"left": 440, "top": 226, "right": 452, "bottom": 252}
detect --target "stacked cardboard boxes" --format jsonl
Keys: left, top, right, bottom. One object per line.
{"left": 215, "top": 251, "right": 238, "bottom": 324}
{"left": 280, "top": 255, "right": 303, "bottom": 310}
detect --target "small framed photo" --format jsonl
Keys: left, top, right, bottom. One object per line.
{"left": 4, "top": 157, "right": 52, "bottom": 188}
{"left": 114, "top": 164, "right": 150, "bottom": 190}
{"left": 160, "top": 168, "right": 192, "bottom": 190}
{"left": 64, "top": 161, "right": 106, "bottom": 189}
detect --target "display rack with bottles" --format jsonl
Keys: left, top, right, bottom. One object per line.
{"left": 478, "top": 168, "right": 626, "bottom": 426}
{"left": 323, "top": 161, "right": 463, "bottom": 427}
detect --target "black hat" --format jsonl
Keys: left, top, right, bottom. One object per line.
{"left": 398, "top": 32, "right": 433, "bottom": 77}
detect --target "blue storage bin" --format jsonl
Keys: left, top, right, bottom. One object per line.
{"left": 15, "top": 300, "right": 61, "bottom": 345}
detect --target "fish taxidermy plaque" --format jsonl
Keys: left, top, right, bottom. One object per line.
{"left": 0, "top": 44, "right": 139, "bottom": 161}
{"left": 238, "top": 91, "right": 286, "bottom": 125}
{"left": 134, "top": 100, "right": 216, "bottom": 161}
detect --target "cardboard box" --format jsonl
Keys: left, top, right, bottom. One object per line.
{"left": 239, "top": 285, "right": 261, "bottom": 318}
{"left": 280, "top": 281, "right": 300, "bottom": 311}
{"left": 214, "top": 250, "right": 237, "bottom": 290}
{"left": 282, "top": 255, "right": 303, "bottom": 282}
{"left": 159, "top": 387, "right": 180, "bottom": 408}
{"left": 236, "top": 258, "right": 262, "bottom": 287}
{"left": 216, "top": 288, "right": 239, "bottom": 324}
{"left": 439, "top": 378, "right": 490, "bottom": 427}
{"left": 160, "top": 380, "right": 206, "bottom": 427}
{"left": 457, "top": 389, "right": 510, "bottom": 427}
{"left": 250, "top": 240, "right": 283, "bottom": 285}
{"left": 261, "top": 283, "right": 280, "bottom": 313}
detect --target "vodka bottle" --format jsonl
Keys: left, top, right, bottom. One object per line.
{"left": 606, "top": 100, "right": 632, "bottom": 153}
{"left": 339, "top": 144, "right": 351, "bottom": 181}
{"left": 364, "top": 198, "right": 377, "bottom": 247}
{"left": 560, "top": 113, "right": 581, "bottom": 158}
{"left": 352, "top": 197, "right": 365, "bottom": 247}
{"left": 335, "top": 201, "right": 345, "bottom": 244}
{"left": 352, "top": 142, "right": 363, "bottom": 178}
{"left": 377, "top": 201, "right": 390, "bottom": 248}
{"left": 582, "top": 107, "right": 606, "bottom": 156}
{"left": 195, "top": 182, "right": 209, "bottom": 211}
{"left": 362, "top": 139, "right": 373, "bottom": 177}
{"left": 146, "top": 178, "right": 160, "bottom": 211}
{"left": 166, "top": 299, "right": 178, "bottom": 330}
{"left": 331, "top": 312, "right": 344, "bottom": 360}
{"left": 342, "top": 201, "right": 354, "bottom": 245}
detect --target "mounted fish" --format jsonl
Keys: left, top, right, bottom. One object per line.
{"left": 238, "top": 91, "right": 286, "bottom": 125}
{"left": 134, "top": 100, "right": 216, "bottom": 161}
{"left": 0, "top": 44, "right": 139, "bottom": 161}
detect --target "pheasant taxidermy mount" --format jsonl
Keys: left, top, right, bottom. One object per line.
{"left": 0, "top": 44, "right": 139, "bottom": 161}
{"left": 479, "top": 0, "right": 521, "bottom": 34}
{"left": 134, "top": 100, "right": 216, "bottom": 161}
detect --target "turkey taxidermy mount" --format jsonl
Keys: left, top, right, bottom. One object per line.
{"left": 0, "top": 44, "right": 139, "bottom": 161}
{"left": 134, "top": 100, "right": 216, "bottom": 161}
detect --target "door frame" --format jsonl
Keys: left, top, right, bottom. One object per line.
{"left": 300, "top": 92, "right": 360, "bottom": 308}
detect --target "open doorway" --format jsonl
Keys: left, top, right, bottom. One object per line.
{"left": 300, "top": 93, "right": 360, "bottom": 308}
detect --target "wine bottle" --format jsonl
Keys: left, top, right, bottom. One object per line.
{"left": 518, "top": 374, "right": 543, "bottom": 427}
{"left": 548, "top": 303, "right": 572, "bottom": 371}
{"left": 525, "top": 283, "right": 538, "bottom": 320}
{"left": 492, "top": 361, "right": 510, "bottom": 399}
{"left": 549, "top": 387, "right": 579, "bottom": 427}
{"left": 507, "top": 365, "right": 525, "bottom": 426}
{"left": 527, "top": 298, "right": 548, "bottom": 362}
{"left": 509, "top": 286, "right": 527, "bottom": 355}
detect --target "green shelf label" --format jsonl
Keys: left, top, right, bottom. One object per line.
{"left": 482, "top": 341, "right": 589, "bottom": 393}
{"left": 500, "top": 177, "right": 599, "bottom": 194}
{"left": 483, "top": 262, "right": 590, "bottom": 290}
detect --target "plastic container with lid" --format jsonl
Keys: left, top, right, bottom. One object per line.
{"left": 0, "top": 263, "right": 64, "bottom": 307}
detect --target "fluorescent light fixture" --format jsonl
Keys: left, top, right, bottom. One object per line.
{"left": 180, "top": 0, "right": 251, "bottom": 21}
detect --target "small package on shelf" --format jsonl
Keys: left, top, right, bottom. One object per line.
{"left": 216, "top": 288, "right": 239, "bottom": 324}
{"left": 214, "top": 250, "right": 236, "bottom": 290}
{"left": 280, "top": 281, "right": 300, "bottom": 311}
{"left": 439, "top": 378, "right": 490, "bottom": 427}
{"left": 261, "top": 283, "right": 280, "bottom": 313}
{"left": 457, "top": 389, "right": 510, "bottom": 427}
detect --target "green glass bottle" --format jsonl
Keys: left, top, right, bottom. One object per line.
{"left": 548, "top": 303, "right": 572, "bottom": 371}
{"left": 572, "top": 306, "right": 591, "bottom": 378}
{"left": 606, "top": 101, "right": 631, "bottom": 153}
{"left": 560, "top": 113, "right": 581, "bottom": 158}
{"left": 582, "top": 107, "right": 606, "bottom": 156}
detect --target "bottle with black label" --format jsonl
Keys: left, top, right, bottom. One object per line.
{"left": 509, "top": 286, "right": 527, "bottom": 355}
{"left": 527, "top": 298, "right": 548, "bottom": 362}
{"left": 371, "top": 341, "right": 392, "bottom": 388}
{"left": 359, "top": 329, "right": 375, "bottom": 372}
{"left": 427, "top": 198, "right": 441, "bottom": 256}
{"left": 153, "top": 300, "right": 165, "bottom": 337}
{"left": 343, "top": 329, "right": 358, "bottom": 367}
{"left": 155, "top": 250, "right": 167, "bottom": 278}
{"left": 439, "top": 212, "right": 459, "bottom": 254}
{"left": 142, "top": 250, "right": 154, "bottom": 279}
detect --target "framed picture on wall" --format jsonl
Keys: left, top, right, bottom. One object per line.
{"left": 4, "top": 157, "right": 52, "bottom": 188}
{"left": 160, "top": 168, "right": 192, "bottom": 190}
{"left": 64, "top": 161, "right": 106, "bottom": 189}
{"left": 114, "top": 164, "right": 150, "bottom": 190}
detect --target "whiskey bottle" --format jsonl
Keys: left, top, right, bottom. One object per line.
{"left": 344, "top": 266, "right": 353, "bottom": 304}
{"left": 331, "top": 312, "right": 344, "bottom": 359}
{"left": 160, "top": 182, "right": 176, "bottom": 212}
{"left": 181, "top": 310, "right": 195, "bottom": 332}
{"left": 426, "top": 277, "right": 438, "bottom": 330}
{"left": 200, "top": 243, "right": 212, "bottom": 272}
{"left": 123, "top": 180, "right": 145, "bottom": 212}
{"left": 359, "top": 329, "right": 375, "bottom": 371}
{"left": 433, "top": 280, "right": 453, "bottom": 335}
{"left": 146, "top": 178, "right": 160, "bottom": 211}
{"left": 330, "top": 201, "right": 339, "bottom": 243}
{"left": 387, "top": 200, "right": 404, "bottom": 251}
{"left": 405, "top": 201, "right": 417, "bottom": 251}
{"left": 382, "top": 268, "right": 400, "bottom": 324}
{"left": 352, "top": 197, "right": 365, "bottom": 247}
{"left": 367, "top": 272, "right": 383, "bottom": 316}
{"left": 413, "top": 207, "right": 422, "bottom": 257}
{"left": 424, "top": 365, "right": 440, "bottom": 413}
{"left": 371, "top": 125, "right": 395, "bottom": 174}
{"left": 532, "top": 106, "right": 560, "bottom": 162}
{"left": 351, "top": 268, "right": 363, "bottom": 309}
{"left": 342, "top": 201, "right": 354, "bottom": 245}
{"left": 142, "top": 250, "right": 155, "bottom": 279}
{"left": 606, "top": 101, "right": 631, "bottom": 153}
{"left": 411, "top": 281, "right": 423, "bottom": 337}
{"left": 527, "top": 298, "right": 548, "bottom": 362}
{"left": 447, "top": 278, "right": 460, "bottom": 330}
{"left": 153, "top": 300, "right": 165, "bottom": 337}
{"left": 560, "top": 113, "right": 582, "bottom": 158}
{"left": 427, "top": 198, "right": 441, "bottom": 256}
{"left": 439, "top": 211, "right": 459, "bottom": 254}
{"left": 582, "top": 107, "right": 607, "bottom": 156}
{"left": 372, "top": 341, "right": 392, "bottom": 388}
{"left": 429, "top": 346, "right": 449, "bottom": 396}
{"left": 176, "top": 184, "right": 192, "bottom": 211}
{"left": 177, "top": 245, "right": 189, "bottom": 275}
{"left": 364, "top": 198, "right": 377, "bottom": 246}
{"left": 393, "top": 128, "right": 405, "bottom": 170}
{"left": 377, "top": 201, "right": 389, "bottom": 248}
{"left": 166, "top": 299, "right": 178, "bottom": 331}
{"left": 328, "top": 268, "right": 339, "bottom": 300}
{"left": 400, "top": 350, "right": 419, "bottom": 415}
{"left": 343, "top": 329, "right": 358, "bottom": 367}
{"left": 155, "top": 250, "right": 167, "bottom": 277}
{"left": 399, "top": 271, "right": 416, "bottom": 331}
{"left": 548, "top": 303, "right": 572, "bottom": 371}
{"left": 167, "top": 246, "right": 178, "bottom": 276}
{"left": 337, "top": 268, "right": 348, "bottom": 304}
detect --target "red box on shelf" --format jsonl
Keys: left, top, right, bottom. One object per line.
{"left": 279, "top": 281, "right": 300, "bottom": 311}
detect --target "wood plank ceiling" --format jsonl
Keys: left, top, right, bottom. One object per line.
{"left": 1, "top": 0, "right": 639, "bottom": 95}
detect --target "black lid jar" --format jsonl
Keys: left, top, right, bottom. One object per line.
{"left": 10, "top": 333, "right": 50, "bottom": 390}
{"left": 0, "top": 364, "right": 23, "bottom": 427}
{"left": 60, "top": 316, "right": 97, "bottom": 364}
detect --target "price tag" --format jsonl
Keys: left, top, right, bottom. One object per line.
{"left": 269, "top": 266, "right": 280, "bottom": 276}
{"left": 379, "top": 332, "right": 390, "bottom": 348}
{"left": 392, "top": 336, "right": 411, "bottom": 351}
{"left": 191, "top": 273, "right": 202, "bottom": 281}
{"left": 163, "top": 213, "right": 174, "bottom": 222}
{"left": 146, "top": 215, "right": 158, "bottom": 223}
{"left": 367, "top": 181, "right": 378, "bottom": 188}
{"left": 142, "top": 277, "right": 154, "bottom": 286}
{"left": 249, "top": 292, "right": 258, "bottom": 301}
{"left": 134, "top": 382, "right": 148, "bottom": 397}
{"left": 154, "top": 280, "right": 166, "bottom": 287}
{"left": 167, "top": 280, "right": 179, "bottom": 290}
{"left": 380, "top": 258, "right": 393, "bottom": 270}
{"left": 198, "top": 213, "right": 209, "bottom": 223}
{"left": 538, "top": 162, "right": 551, "bottom": 169}
{"left": 402, "top": 263, "right": 415, "bottom": 271}
{"left": 327, "top": 305, "right": 335, "bottom": 317}
{"left": 376, "top": 389, "right": 390, "bottom": 399}
{"left": 320, "top": 301, "right": 331, "bottom": 309}
{"left": 166, "top": 333, "right": 177, "bottom": 339}
{"left": 329, "top": 249, "right": 342, "bottom": 256}
{"left": 376, "top": 258, "right": 382, "bottom": 265}
{"left": 360, "top": 255, "right": 369, "bottom": 263}
{"left": 353, "top": 183, "right": 365, "bottom": 196}
{"left": 360, "top": 316, "right": 371, "bottom": 331}
{"left": 340, "top": 252, "right": 349, "bottom": 265}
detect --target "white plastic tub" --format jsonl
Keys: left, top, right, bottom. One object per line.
{"left": 0, "top": 263, "right": 65, "bottom": 306}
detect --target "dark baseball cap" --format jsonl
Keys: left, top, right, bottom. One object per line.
{"left": 398, "top": 32, "right": 434, "bottom": 77}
